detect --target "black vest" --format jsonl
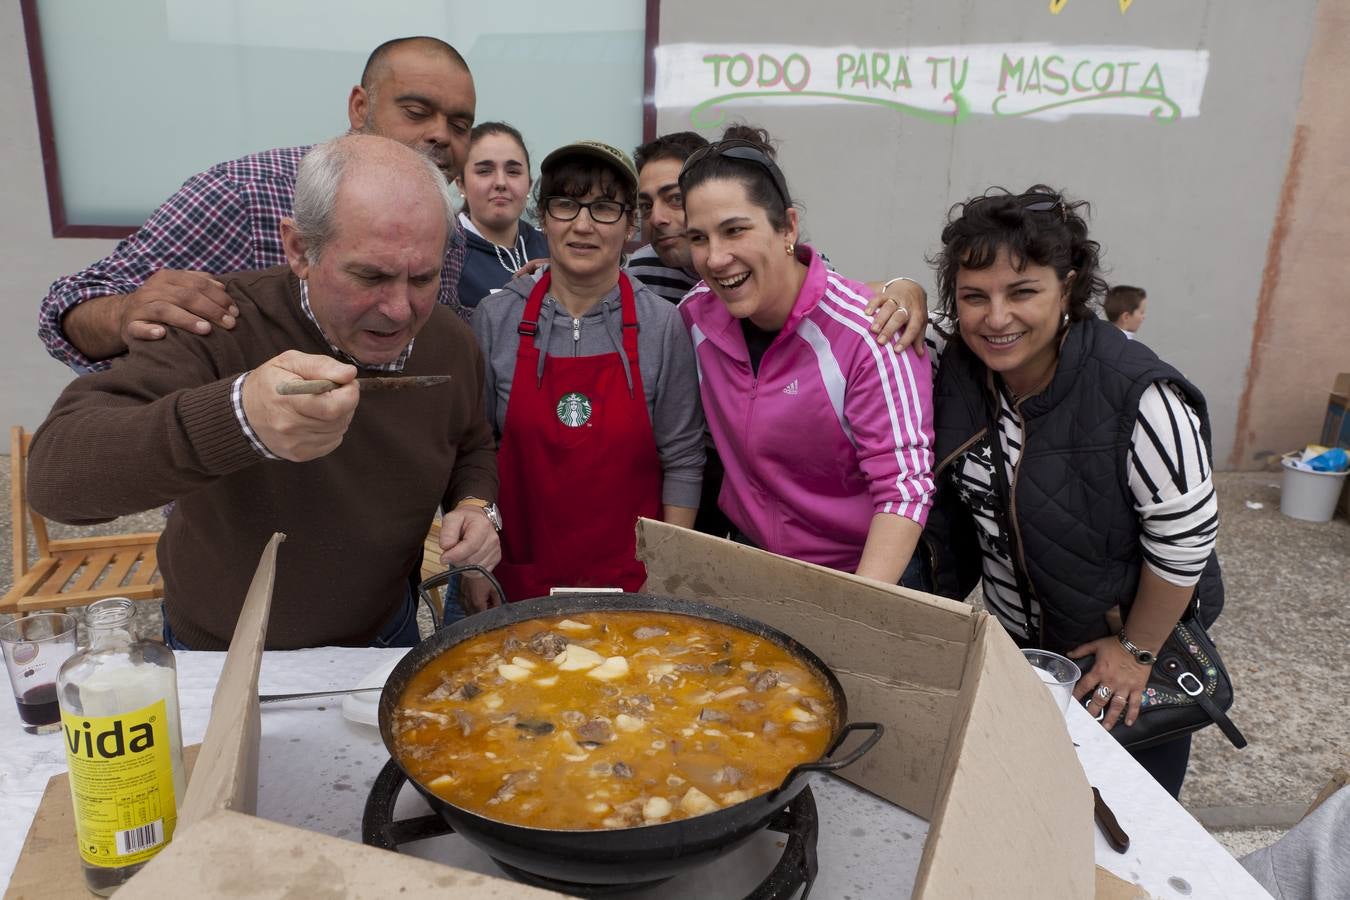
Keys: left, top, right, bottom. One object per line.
{"left": 923, "top": 317, "right": 1224, "bottom": 652}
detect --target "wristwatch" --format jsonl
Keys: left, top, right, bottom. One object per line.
{"left": 1117, "top": 630, "right": 1156, "bottom": 666}
{"left": 458, "top": 498, "right": 503, "bottom": 532}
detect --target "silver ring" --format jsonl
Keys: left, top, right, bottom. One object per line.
{"left": 1094, "top": 685, "right": 1114, "bottom": 702}
{"left": 1095, "top": 708, "right": 1106, "bottom": 722}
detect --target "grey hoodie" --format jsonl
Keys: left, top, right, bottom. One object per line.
{"left": 470, "top": 269, "right": 705, "bottom": 508}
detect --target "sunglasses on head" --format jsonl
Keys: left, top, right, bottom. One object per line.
{"left": 967, "top": 191, "right": 1067, "bottom": 220}
{"left": 679, "top": 140, "right": 792, "bottom": 210}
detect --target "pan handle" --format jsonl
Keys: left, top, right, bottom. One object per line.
{"left": 773, "top": 721, "right": 884, "bottom": 793}
{"left": 416, "top": 565, "right": 507, "bottom": 631}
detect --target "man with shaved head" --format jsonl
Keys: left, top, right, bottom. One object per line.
{"left": 38, "top": 36, "right": 477, "bottom": 374}
{"left": 27, "top": 135, "right": 500, "bottom": 651}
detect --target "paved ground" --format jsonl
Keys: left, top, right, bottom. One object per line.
{"left": 3, "top": 462, "right": 1346, "bottom": 862}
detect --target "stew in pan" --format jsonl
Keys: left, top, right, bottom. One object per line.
{"left": 392, "top": 610, "right": 836, "bottom": 830}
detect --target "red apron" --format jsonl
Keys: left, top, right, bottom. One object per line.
{"left": 494, "top": 272, "right": 663, "bottom": 601}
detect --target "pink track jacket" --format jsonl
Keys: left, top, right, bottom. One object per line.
{"left": 680, "top": 247, "right": 935, "bottom": 573}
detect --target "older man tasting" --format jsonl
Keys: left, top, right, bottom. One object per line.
{"left": 26, "top": 135, "right": 500, "bottom": 650}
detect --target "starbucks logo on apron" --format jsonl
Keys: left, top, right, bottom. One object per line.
{"left": 556, "top": 391, "right": 593, "bottom": 427}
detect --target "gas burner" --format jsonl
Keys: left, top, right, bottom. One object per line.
{"left": 362, "top": 758, "right": 819, "bottom": 899}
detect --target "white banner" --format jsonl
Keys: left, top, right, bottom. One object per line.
{"left": 656, "top": 43, "right": 1210, "bottom": 125}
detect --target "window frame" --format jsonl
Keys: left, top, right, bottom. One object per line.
{"left": 20, "top": 0, "right": 662, "bottom": 238}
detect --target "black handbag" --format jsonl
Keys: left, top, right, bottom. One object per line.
{"left": 981, "top": 383, "right": 1247, "bottom": 752}
{"left": 1076, "top": 615, "right": 1247, "bottom": 751}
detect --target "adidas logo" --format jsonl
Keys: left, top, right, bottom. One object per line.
{"left": 782, "top": 379, "right": 799, "bottom": 395}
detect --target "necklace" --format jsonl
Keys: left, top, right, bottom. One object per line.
{"left": 493, "top": 232, "right": 529, "bottom": 274}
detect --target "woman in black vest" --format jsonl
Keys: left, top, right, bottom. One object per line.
{"left": 918, "top": 186, "right": 1223, "bottom": 797}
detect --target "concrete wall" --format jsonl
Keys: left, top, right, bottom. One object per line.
{"left": 1230, "top": 0, "right": 1350, "bottom": 467}
{"left": 656, "top": 0, "right": 1321, "bottom": 467}
{"left": 0, "top": 1, "right": 1338, "bottom": 470}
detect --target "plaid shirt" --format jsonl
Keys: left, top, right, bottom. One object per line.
{"left": 38, "top": 145, "right": 468, "bottom": 373}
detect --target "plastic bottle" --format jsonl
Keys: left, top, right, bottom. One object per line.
{"left": 57, "top": 598, "right": 186, "bottom": 895}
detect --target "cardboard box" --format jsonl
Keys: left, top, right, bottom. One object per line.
{"left": 1320, "top": 373, "right": 1350, "bottom": 519}
{"left": 1319, "top": 373, "right": 1350, "bottom": 450}
{"left": 12, "top": 523, "right": 1107, "bottom": 898}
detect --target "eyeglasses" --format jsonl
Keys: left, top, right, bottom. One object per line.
{"left": 679, "top": 140, "right": 792, "bottom": 210}
{"left": 544, "top": 196, "right": 630, "bottom": 224}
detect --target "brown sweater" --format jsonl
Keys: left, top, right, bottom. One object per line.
{"left": 28, "top": 267, "right": 497, "bottom": 650}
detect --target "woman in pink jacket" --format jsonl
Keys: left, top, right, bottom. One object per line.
{"left": 678, "top": 126, "right": 935, "bottom": 581}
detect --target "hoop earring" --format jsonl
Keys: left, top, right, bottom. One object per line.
{"left": 786, "top": 242, "right": 795, "bottom": 256}
{"left": 1062, "top": 312, "right": 1070, "bottom": 327}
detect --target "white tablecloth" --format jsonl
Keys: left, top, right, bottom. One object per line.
{"left": 0, "top": 649, "right": 1268, "bottom": 898}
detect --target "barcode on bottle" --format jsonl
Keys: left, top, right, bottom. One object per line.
{"left": 115, "top": 819, "right": 164, "bottom": 854}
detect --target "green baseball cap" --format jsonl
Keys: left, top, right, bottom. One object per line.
{"left": 540, "top": 140, "right": 638, "bottom": 197}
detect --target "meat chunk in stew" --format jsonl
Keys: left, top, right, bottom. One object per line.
{"left": 575, "top": 717, "right": 615, "bottom": 744}
{"left": 528, "top": 631, "right": 570, "bottom": 660}
{"left": 749, "top": 669, "right": 781, "bottom": 692}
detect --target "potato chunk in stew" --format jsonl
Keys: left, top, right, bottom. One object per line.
{"left": 394, "top": 611, "right": 835, "bottom": 830}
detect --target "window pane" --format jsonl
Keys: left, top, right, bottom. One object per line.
{"left": 33, "top": 0, "right": 644, "bottom": 226}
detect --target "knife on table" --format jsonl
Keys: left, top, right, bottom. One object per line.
{"left": 1093, "top": 786, "right": 1131, "bottom": 853}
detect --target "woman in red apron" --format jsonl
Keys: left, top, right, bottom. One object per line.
{"left": 470, "top": 140, "right": 706, "bottom": 602}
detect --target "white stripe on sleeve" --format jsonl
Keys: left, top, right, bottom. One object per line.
{"left": 1129, "top": 382, "right": 1218, "bottom": 587}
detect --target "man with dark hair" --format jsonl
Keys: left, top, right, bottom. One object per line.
{"left": 39, "top": 36, "right": 476, "bottom": 373}
{"left": 625, "top": 131, "right": 710, "bottom": 303}
{"left": 1105, "top": 284, "right": 1148, "bottom": 338}
{"left": 27, "top": 136, "right": 500, "bottom": 651}
{"left": 360, "top": 35, "right": 469, "bottom": 90}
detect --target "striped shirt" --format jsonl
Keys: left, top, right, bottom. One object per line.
{"left": 624, "top": 243, "right": 698, "bottom": 304}
{"left": 39, "top": 145, "right": 468, "bottom": 374}
{"left": 951, "top": 378, "right": 1219, "bottom": 639}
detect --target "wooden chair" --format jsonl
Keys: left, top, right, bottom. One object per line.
{"left": 417, "top": 519, "right": 448, "bottom": 625}
{"left": 420, "top": 519, "right": 443, "bottom": 585}
{"left": 3, "top": 426, "right": 163, "bottom": 615}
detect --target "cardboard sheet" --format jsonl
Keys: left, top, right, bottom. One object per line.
{"left": 915, "top": 616, "right": 1095, "bottom": 897}
{"left": 1095, "top": 866, "right": 1152, "bottom": 899}
{"left": 118, "top": 809, "right": 571, "bottom": 899}
{"left": 637, "top": 520, "right": 974, "bottom": 817}
{"left": 177, "top": 532, "right": 283, "bottom": 827}
{"left": 636, "top": 519, "right": 1096, "bottom": 897}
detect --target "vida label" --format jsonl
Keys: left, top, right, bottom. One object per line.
{"left": 61, "top": 698, "right": 177, "bottom": 867}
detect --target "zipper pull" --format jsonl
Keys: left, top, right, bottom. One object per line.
{"left": 573, "top": 317, "right": 581, "bottom": 342}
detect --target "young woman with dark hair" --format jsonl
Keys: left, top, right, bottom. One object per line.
{"left": 454, "top": 122, "right": 549, "bottom": 307}
{"left": 920, "top": 186, "right": 1223, "bottom": 797}
{"left": 677, "top": 125, "right": 935, "bottom": 583}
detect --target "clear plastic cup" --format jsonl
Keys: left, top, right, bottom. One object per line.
{"left": 1, "top": 613, "right": 78, "bottom": 734}
{"left": 1022, "top": 648, "right": 1081, "bottom": 717}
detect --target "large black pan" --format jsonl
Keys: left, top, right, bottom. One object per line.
{"left": 377, "top": 580, "right": 882, "bottom": 887}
